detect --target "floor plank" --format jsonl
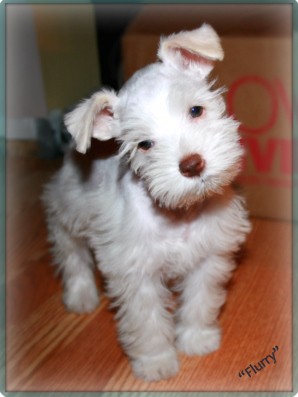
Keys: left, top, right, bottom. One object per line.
{"left": 6, "top": 155, "right": 292, "bottom": 392}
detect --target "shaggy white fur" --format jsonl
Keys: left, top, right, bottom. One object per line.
{"left": 42, "top": 24, "right": 251, "bottom": 382}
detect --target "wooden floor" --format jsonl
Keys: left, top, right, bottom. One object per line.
{"left": 6, "top": 149, "right": 292, "bottom": 392}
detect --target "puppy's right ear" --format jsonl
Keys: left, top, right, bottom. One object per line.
{"left": 64, "top": 89, "right": 119, "bottom": 153}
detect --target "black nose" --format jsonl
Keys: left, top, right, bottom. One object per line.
{"left": 179, "top": 154, "right": 205, "bottom": 177}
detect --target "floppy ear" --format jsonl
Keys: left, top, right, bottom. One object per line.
{"left": 64, "top": 89, "right": 119, "bottom": 153}
{"left": 157, "top": 24, "right": 224, "bottom": 78}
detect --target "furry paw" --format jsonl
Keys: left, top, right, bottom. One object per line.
{"left": 63, "top": 280, "right": 100, "bottom": 314}
{"left": 175, "top": 325, "right": 221, "bottom": 356}
{"left": 131, "top": 348, "right": 179, "bottom": 382}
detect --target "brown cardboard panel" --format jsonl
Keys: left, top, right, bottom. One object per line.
{"left": 241, "top": 184, "right": 292, "bottom": 221}
{"left": 121, "top": 5, "right": 292, "bottom": 220}
{"left": 218, "top": 37, "right": 292, "bottom": 221}
{"left": 122, "top": 35, "right": 159, "bottom": 81}
{"left": 125, "top": 4, "right": 291, "bottom": 37}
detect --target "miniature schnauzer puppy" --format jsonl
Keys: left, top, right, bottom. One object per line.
{"left": 43, "top": 24, "right": 251, "bottom": 382}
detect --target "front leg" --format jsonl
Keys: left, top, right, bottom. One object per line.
{"left": 108, "top": 273, "right": 179, "bottom": 382}
{"left": 175, "top": 254, "right": 235, "bottom": 356}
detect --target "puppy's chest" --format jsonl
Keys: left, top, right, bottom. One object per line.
{"left": 162, "top": 226, "right": 203, "bottom": 276}
{"left": 141, "top": 209, "right": 209, "bottom": 275}
{"left": 134, "top": 194, "right": 240, "bottom": 276}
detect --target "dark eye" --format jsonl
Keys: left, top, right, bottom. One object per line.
{"left": 138, "top": 140, "right": 154, "bottom": 150}
{"left": 189, "top": 106, "right": 204, "bottom": 118}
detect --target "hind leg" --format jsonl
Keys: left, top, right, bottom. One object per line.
{"left": 48, "top": 220, "right": 99, "bottom": 314}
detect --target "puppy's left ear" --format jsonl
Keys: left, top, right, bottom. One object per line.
{"left": 157, "top": 24, "right": 224, "bottom": 78}
{"left": 64, "top": 89, "right": 119, "bottom": 153}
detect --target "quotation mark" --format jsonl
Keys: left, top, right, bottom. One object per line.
{"left": 239, "top": 370, "right": 245, "bottom": 377}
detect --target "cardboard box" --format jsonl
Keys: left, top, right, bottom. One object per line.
{"left": 122, "top": 4, "right": 292, "bottom": 220}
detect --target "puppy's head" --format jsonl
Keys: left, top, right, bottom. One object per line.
{"left": 65, "top": 24, "right": 243, "bottom": 209}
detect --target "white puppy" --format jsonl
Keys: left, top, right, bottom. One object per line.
{"left": 43, "top": 24, "right": 251, "bottom": 382}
